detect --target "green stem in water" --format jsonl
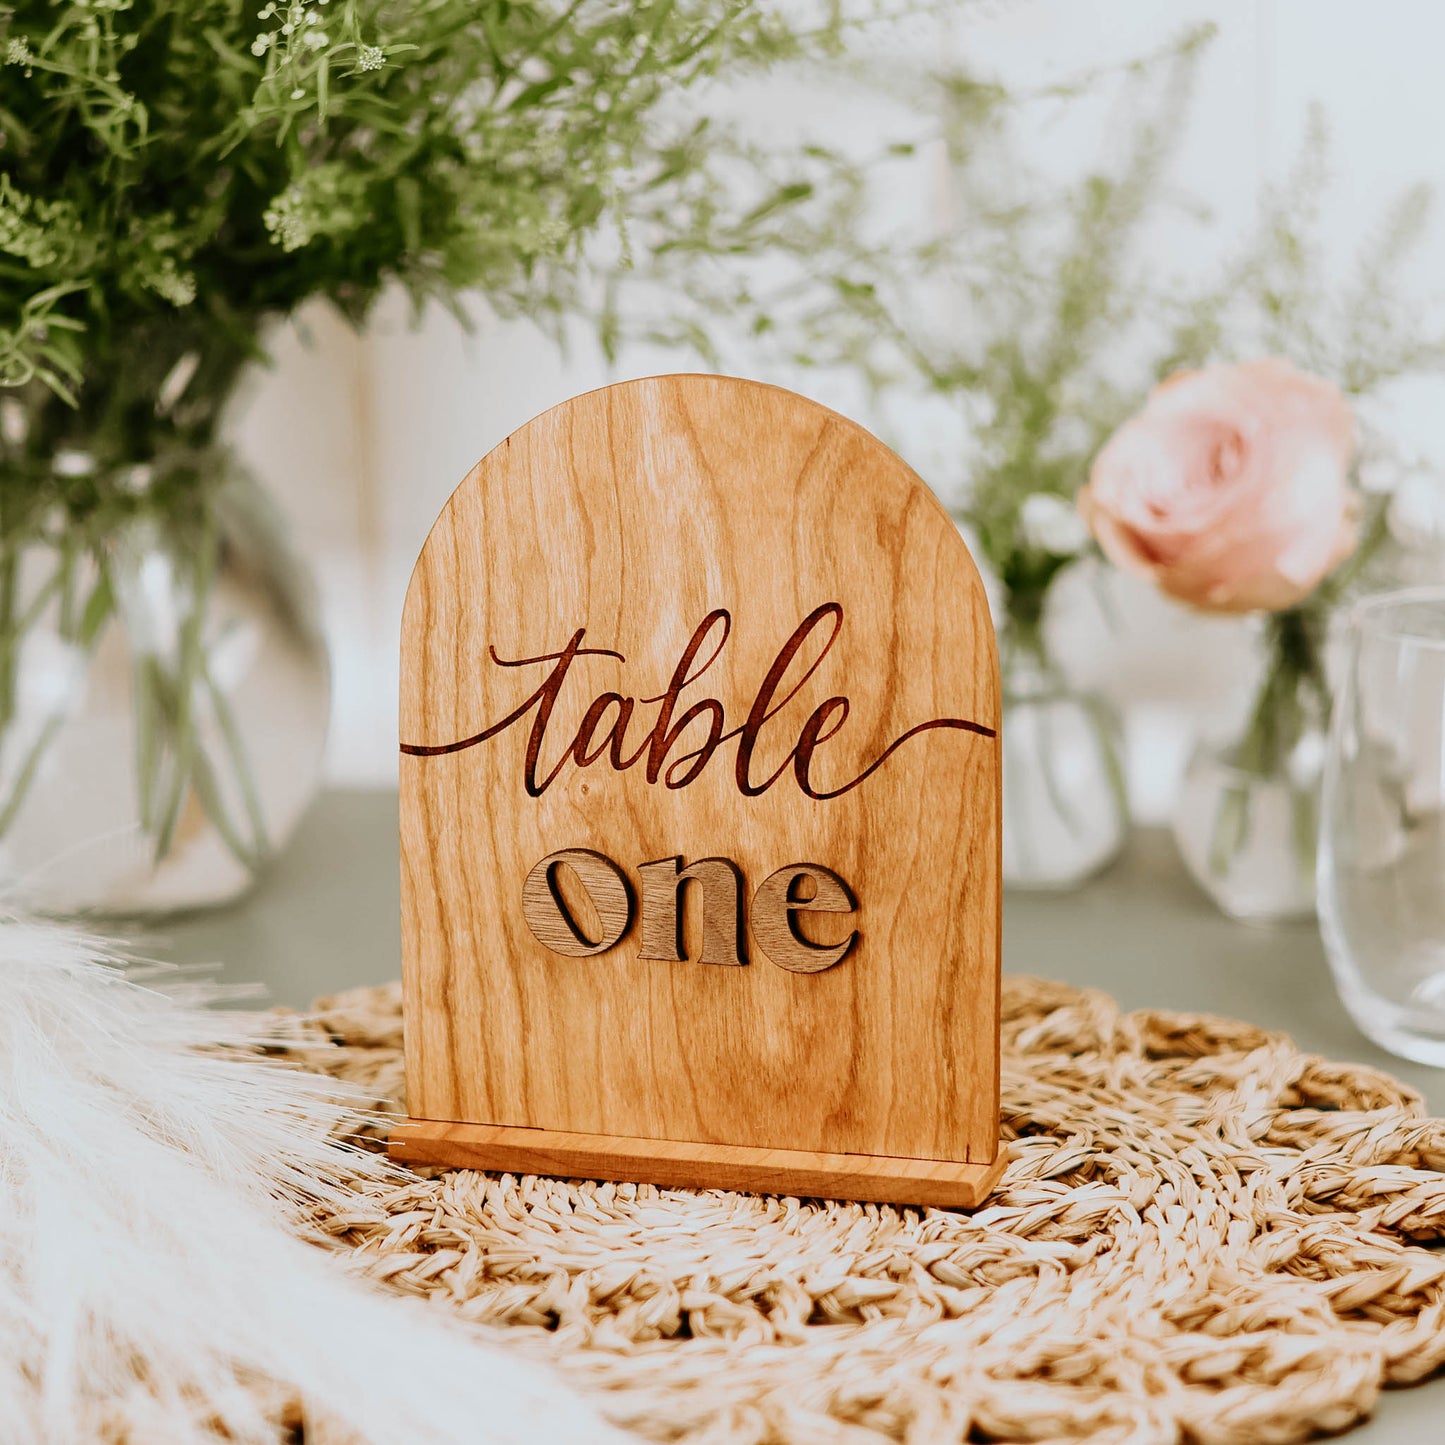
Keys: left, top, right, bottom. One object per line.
{"left": 204, "top": 662, "right": 270, "bottom": 864}
{"left": 0, "top": 531, "right": 114, "bottom": 838}
{"left": 124, "top": 491, "right": 273, "bottom": 875}
{"left": 0, "top": 713, "right": 66, "bottom": 838}
{"left": 147, "top": 508, "right": 218, "bottom": 863}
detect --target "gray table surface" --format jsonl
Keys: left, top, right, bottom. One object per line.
{"left": 151, "top": 790, "right": 1445, "bottom": 1440}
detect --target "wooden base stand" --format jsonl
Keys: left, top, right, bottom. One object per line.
{"left": 389, "top": 1119, "right": 1004, "bottom": 1209}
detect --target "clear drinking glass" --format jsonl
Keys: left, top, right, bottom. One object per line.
{"left": 1319, "top": 586, "right": 1445, "bottom": 1065}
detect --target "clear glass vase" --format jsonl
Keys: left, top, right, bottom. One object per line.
{"left": 0, "top": 457, "right": 330, "bottom": 914}
{"left": 1000, "top": 626, "right": 1127, "bottom": 890}
{"left": 1171, "top": 611, "right": 1329, "bottom": 924}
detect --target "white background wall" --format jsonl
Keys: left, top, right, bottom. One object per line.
{"left": 228, "top": 0, "right": 1445, "bottom": 821}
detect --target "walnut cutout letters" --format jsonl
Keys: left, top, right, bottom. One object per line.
{"left": 520, "top": 847, "right": 858, "bottom": 973}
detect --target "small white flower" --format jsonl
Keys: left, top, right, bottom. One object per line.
{"left": 1355, "top": 377, "right": 1445, "bottom": 472}
{"left": 1017, "top": 492, "right": 1089, "bottom": 557}
{"left": 251, "top": 34, "right": 273, "bottom": 56}
{"left": 117, "top": 463, "right": 154, "bottom": 496}
{"left": 264, "top": 183, "right": 317, "bottom": 250}
{"left": 1287, "top": 728, "right": 1327, "bottom": 790}
{"left": 53, "top": 449, "right": 96, "bottom": 478}
{"left": 5, "top": 37, "right": 32, "bottom": 66}
{"left": 303, "top": 29, "right": 327, "bottom": 50}
{"left": 1388, "top": 469, "right": 1445, "bottom": 553}
{"left": 145, "top": 261, "right": 196, "bottom": 307}
{"left": 0, "top": 397, "right": 27, "bottom": 445}
{"left": 1355, "top": 446, "right": 1405, "bottom": 496}
{"left": 357, "top": 45, "right": 384, "bottom": 72}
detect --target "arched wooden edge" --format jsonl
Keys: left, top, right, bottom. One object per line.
{"left": 389, "top": 1119, "right": 1005, "bottom": 1210}
{"left": 399, "top": 375, "right": 1003, "bottom": 1194}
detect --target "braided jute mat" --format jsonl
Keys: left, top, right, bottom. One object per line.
{"left": 283, "top": 976, "right": 1445, "bottom": 1445}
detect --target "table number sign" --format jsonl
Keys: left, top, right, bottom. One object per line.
{"left": 390, "top": 375, "right": 1003, "bottom": 1207}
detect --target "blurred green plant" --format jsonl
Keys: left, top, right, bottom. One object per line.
{"left": 0, "top": 0, "right": 881, "bottom": 493}
{"left": 593, "top": 25, "right": 1217, "bottom": 868}
{"left": 604, "top": 33, "right": 1445, "bottom": 622}
{"left": 594, "top": 26, "right": 1445, "bottom": 890}
{"left": 0, "top": 0, "right": 886, "bottom": 874}
{"left": 600, "top": 26, "right": 1219, "bottom": 650}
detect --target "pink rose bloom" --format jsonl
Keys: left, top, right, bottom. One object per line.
{"left": 1078, "top": 358, "right": 1358, "bottom": 612}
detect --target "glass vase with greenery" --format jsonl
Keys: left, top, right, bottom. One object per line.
{"left": 0, "top": 0, "right": 869, "bottom": 911}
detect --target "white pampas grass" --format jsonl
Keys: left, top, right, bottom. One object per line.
{"left": 0, "top": 914, "right": 625, "bottom": 1444}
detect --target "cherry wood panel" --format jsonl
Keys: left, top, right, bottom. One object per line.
{"left": 398, "top": 374, "right": 1001, "bottom": 1180}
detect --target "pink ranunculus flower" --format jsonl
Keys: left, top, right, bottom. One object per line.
{"left": 1078, "top": 358, "right": 1358, "bottom": 613}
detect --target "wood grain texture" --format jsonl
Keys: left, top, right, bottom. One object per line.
{"left": 400, "top": 374, "right": 1001, "bottom": 1174}
{"left": 389, "top": 1118, "right": 1006, "bottom": 1209}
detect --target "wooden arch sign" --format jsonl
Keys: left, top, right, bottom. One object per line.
{"left": 391, "top": 375, "right": 1003, "bottom": 1207}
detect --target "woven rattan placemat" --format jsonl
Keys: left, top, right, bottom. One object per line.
{"left": 286, "top": 977, "right": 1445, "bottom": 1443}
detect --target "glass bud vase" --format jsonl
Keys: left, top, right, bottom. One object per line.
{"left": 0, "top": 458, "right": 330, "bottom": 914}
{"left": 1000, "top": 623, "right": 1128, "bottom": 890}
{"left": 1171, "top": 612, "right": 1329, "bottom": 923}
